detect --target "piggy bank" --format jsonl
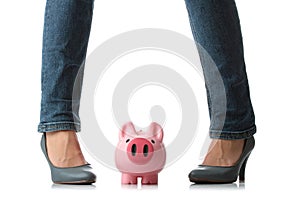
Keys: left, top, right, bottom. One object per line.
{"left": 115, "top": 122, "right": 166, "bottom": 184}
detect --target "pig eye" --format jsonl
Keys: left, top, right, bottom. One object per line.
{"left": 125, "top": 139, "right": 130, "bottom": 143}
{"left": 151, "top": 139, "right": 155, "bottom": 144}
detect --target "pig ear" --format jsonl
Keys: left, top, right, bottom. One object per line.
{"left": 119, "top": 122, "right": 136, "bottom": 140}
{"left": 148, "top": 122, "right": 163, "bottom": 142}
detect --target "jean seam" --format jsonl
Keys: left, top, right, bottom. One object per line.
{"left": 39, "top": 121, "right": 81, "bottom": 125}
{"left": 38, "top": 122, "right": 81, "bottom": 133}
{"left": 209, "top": 125, "right": 256, "bottom": 139}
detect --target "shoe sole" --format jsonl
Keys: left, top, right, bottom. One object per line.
{"left": 189, "top": 177, "right": 237, "bottom": 184}
{"left": 53, "top": 180, "right": 96, "bottom": 185}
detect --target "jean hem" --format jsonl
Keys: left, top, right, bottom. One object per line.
{"left": 209, "top": 125, "right": 256, "bottom": 140}
{"left": 38, "top": 122, "right": 81, "bottom": 133}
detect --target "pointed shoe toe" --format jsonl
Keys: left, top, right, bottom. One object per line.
{"left": 41, "top": 133, "right": 97, "bottom": 184}
{"left": 189, "top": 136, "right": 255, "bottom": 184}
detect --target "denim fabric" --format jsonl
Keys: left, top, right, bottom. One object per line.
{"left": 38, "top": 0, "right": 256, "bottom": 139}
{"left": 38, "top": 0, "right": 94, "bottom": 133}
{"left": 185, "top": 0, "right": 256, "bottom": 139}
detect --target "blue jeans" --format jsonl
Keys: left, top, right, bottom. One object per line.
{"left": 38, "top": 0, "right": 256, "bottom": 140}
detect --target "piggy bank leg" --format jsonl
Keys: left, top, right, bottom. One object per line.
{"left": 141, "top": 174, "right": 158, "bottom": 185}
{"left": 122, "top": 173, "right": 137, "bottom": 184}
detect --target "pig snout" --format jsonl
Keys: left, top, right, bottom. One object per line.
{"left": 127, "top": 138, "right": 154, "bottom": 165}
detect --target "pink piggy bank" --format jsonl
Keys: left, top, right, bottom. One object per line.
{"left": 115, "top": 122, "right": 166, "bottom": 184}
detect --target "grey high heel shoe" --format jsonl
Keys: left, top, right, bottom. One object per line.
{"left": 41, "top": 133, "right": 96, "bottom": 184}
{"left": 189, "top": 136, "right": 255, "bottom": 184}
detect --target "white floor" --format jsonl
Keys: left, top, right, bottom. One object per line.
{"left": 1, "top": 0, "right": 300, "bottom": 199}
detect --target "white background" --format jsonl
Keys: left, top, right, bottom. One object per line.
{"left": 1, "top": 0, "right": 300, "bottom": 199}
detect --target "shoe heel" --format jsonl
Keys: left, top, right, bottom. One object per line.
{"left": 239, "top": 156, "right": 249, "bottom": 181}
{"left": 40, "top": 134, "right": 96, "bottom": 184}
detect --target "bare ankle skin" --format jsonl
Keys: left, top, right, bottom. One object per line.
{"left": 202, "top": 139, "right": 245, "bottom": 167}
{"left": 45, "top": 130, "right": 87, "bottom": 168}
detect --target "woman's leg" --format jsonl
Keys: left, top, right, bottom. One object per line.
{"left": 184, "top": 0, "right": 256, "bottom": 166}
{"left": 38, "top": 0, "right": 94, "bottom": 167}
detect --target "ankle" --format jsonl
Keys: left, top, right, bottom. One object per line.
{"left": 45, "top": 130, "right": 87, "bottom": 167}
{"left": 202, "top": 139, "right": 245, "bottom": 167}
{"left": 46, "top": 130, "right": 76, "bottom": 139}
